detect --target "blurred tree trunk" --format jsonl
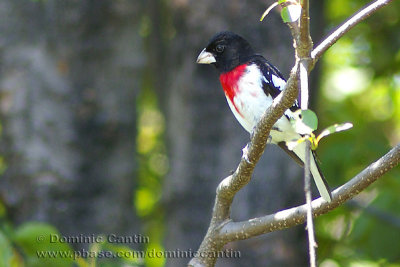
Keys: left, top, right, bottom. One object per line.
{"left": 0, "top": 0, "right": 141, "bottom": 242}
{"left": 153, "top": 1, "right": 327, "bottom": 266}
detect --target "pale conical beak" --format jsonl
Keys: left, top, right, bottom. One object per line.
{"left": 196, "top": 48, "right": 216, "bottom": 64}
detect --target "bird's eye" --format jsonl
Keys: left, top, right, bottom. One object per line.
{"left": 215, "top": 44, "right": 224, "bottom": 53}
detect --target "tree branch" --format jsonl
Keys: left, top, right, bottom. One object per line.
{"left": 311, "top": 0, "right": 393, "bottom": 64}
{"left": 219, "top": 143, "right": 400, "bottom": 241}
{"left": 297, "top": 0, "right": 317, "bottom": 265}
{"left": 187, "top": 63, "right": 300, "bottom": 267}
{"left": 189, "top": 135, "right": 399, "bottom": 267}
{"left": 298, "top": 0, "right": 312, "bottom": 59}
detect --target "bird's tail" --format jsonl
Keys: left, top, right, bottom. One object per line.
{"left": 292, "top": 142, "right": 332, "bottom": 202}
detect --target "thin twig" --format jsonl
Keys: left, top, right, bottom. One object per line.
{"left": 299, "top": 61, "right": 309, "bottom": 110}
{"left": 304, "top": 140, "right": 316, "bottom": 267}
{"left": 311, "top": 0, "right": 393, "bottom": 63}
{"left": 298, "top": 0, "right": 317, "bottom": 266}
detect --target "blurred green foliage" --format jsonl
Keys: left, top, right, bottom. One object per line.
{"left": 135, "top": 79, "right": 166, "bottom": 267}
{"left": 0, "top": 218, "right": 146, "bottom": 267}
{"left": 0, "top": 220, "right": 75, "bottom": 267}
{"left": 317, "top": 1, "right": 400, "bottom": 266}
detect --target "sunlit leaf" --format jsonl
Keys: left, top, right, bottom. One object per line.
{"left": 281, "top": 3, "right": 301, "bottom": 23}
{"left": 317, "top": 122, "right": 353, "bottom": 143}
{"left": 292, "top": 109, "right": 318, "bottom": 135}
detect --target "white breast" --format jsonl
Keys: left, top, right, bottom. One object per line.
{"left": 225, "top": 64, "right": 273, "bottom": 133}
{"left": 225, "top": 64, "right": 299, "bottom": 144}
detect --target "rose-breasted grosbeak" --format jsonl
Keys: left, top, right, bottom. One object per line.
{"left": 197, "top": 31, "right": 332, "bottom": 202}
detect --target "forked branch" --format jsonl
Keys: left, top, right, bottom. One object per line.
{"left": 188, "top": 1, "right": 395, "bottom": 266}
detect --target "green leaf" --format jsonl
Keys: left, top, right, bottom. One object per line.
{"left": 13, "top": 222, "right": 74, "bottom": 267}
{"left": 292, "top": 109, "right": 318, "bottom": 135}
{"left": 317, "top": 122, "right": 353, "bottom": 143}
{"left": 281, "top": 3, "right": 301, "bottom": 23}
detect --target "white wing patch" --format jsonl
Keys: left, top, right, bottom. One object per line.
{"left": 269, "top": 73, "right": 299, "bottom": 119}
{"left": 271, "top": 74, "right": 286, "bottom": 89}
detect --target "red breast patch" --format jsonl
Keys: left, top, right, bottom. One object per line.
{"left": 219, "top": 64, "right": 247, "bottom": 116}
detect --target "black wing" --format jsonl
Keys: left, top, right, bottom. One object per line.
{"left": 250, "top": 55, "right": 299, "bottom": 112}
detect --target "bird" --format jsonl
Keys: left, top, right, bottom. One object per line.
{"left": 196, "top": 31, "right": 332, "bottom": 202}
